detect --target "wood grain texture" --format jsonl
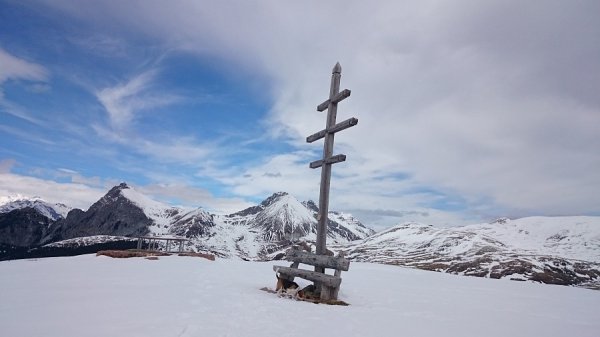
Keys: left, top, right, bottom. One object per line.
{"left": 273, "top": 265, "right": 342, "bottom": 287}
{"left": 285, "top": 249, "right": 350, "bottom": 271}
{"left": 306, "top": 117, "right": 358, "bottom": 143}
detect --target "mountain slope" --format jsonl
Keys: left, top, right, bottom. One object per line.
{"left": 327, "top": 210, "right": 375, "bottom": 240}
{"left": 0, "top": 195, "right": 71, "bottom": 221}
{"left": 463, "top": 217, "right": 600, "bottom": 261}
{"left": 336, "top": 217, "right": 600, "bottom": 288}
{"left": 251, "top": 192, "right": 318, "bottom": 241}
{"left": 0, "top": 196, "right": 72, "bottom": 247}
{"left": 0, "top": 208, "right": 54, "bottom": 247}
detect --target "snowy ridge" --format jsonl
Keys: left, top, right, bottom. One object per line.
{"left": 119, "top": 186, "right": 186, "bottom": 234}
{"left": 328, "top": 211, "right": 375, "bottom": 239}
{"left": 336, "top": 217, "right": 600, "bottom": 288}
{"left": 464, "top": 216, "right": 600, "bottom": 262}
{"left": 44, "top": 235, "right": 135, "bottom": 248}
{"left": 0, "top": 195, "right": 72, "bottom": 221}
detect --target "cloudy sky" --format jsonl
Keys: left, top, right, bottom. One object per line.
{"left": 1, "top": 0, "right": 599, "bottom": 229}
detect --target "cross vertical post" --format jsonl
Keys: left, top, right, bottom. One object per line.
{"left": 307, "top": 62, "right": 357, "bottom": 265}
{"left": 316, "top": 63, "right": 341, "bottom": 257}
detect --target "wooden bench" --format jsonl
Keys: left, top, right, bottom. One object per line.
{"left": 273, "top": 248, "right": 350, "bottom": 300}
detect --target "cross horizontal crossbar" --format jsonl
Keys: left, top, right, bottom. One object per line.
{"left": 306, "top": 117, "right": 358, "bottom": 143}
{"left": 317, "top": 89, "right": 351, "bottom": 112}
{"left": 309, "top": 154, "right": 346, "bottom": 169}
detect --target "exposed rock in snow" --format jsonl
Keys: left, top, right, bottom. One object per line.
{"left": 0, "top": 207, "right": 54, "bottom": 247}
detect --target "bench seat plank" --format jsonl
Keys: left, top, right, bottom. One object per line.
{"left": 273, "top": 265, "right": 341, "bottom": 287}
{"left": 285, "top": 250, "right": 350, "bottom": 271}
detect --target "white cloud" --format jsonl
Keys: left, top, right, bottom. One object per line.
{"left": 0, "top": 172, "right": 105, "bottom": 210}
{"left": 0, "top": 48, "right": 48, "bottom": 83}
{"left": 0, "top": 124, "right": 55, "bottom": 144}
{"left": 0, "top": 48, "right": 49, "bottom": 124}
{"left": 211, "top": 151, "right": 318, "bottom": 198}
{"left": 68, "top": 34, "right": 129, "bottom": 58}
{"left": 93, "top": 69, "right": 216, "bottom": 166}
{"left": 96, "top": 70, "right": 181, "bottom": 129}
{"left": 0, "top": 159, "right": 16, "bottom": 174}
{"left": 135, "top": 183, "right": 253, "bottom": 214}
{"left": 0, "top": 164, "right": 254, "bottom": 215}
{"left": 348, "top": 208, "right": 480, "bottom": 231}
{"left": 91, "top": 124, "right": 215, "bottom": 165}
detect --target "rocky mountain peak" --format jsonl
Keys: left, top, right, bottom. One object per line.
{"left": 302, "top": 200, "right": 319, "bottom": 213}
{"left": 106, "top": 182, "right": 130, "bottom": 195}
{"left": 491, "top": 217, "right": 510, "bottom": 225}
{"left": 93, "top": 183, "right": 133, "bottom": 209}
{"left": 260, "top": 192, "right": 289, "bottom": 207}
{"left": 229, "top": 192, "right": 291, "bottom": 217}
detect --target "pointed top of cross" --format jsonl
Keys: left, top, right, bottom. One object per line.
{"left": 332, "top": 62, "right": 342, "bottom": 74}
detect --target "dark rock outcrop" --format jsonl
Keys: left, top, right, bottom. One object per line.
{"left": 43, "top": 183, "right": 151, "bottom": 243}
{"left": 0, "top": 208, "right": 53, "bottom": 247}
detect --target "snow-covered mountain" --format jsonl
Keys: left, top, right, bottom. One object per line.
{"left": 190, "top": 192, "right": 375, "bottom": 259}
{"left": 335, "top": 217, "right": 600, "bottom": 288}
{"left": 224, "top": 192, "right": 374, "bottom": 244}
{"left": 0, "top": 195, "right": 71, "bottom": 221}
{"left": 327, "top": 209, "right": 375, "bottom": 240}
{"left": 3, "top": 183, "right": 599, "bottom": 289}
{"left": 247, "top": 192, "right": 318, "bottom": 242}
{"left": 44, "top": 183, "right": 155, "bottom": 241}
{"left": 174, "top": 192, "right": 373, "bottom": 259}
{"left": 1, "top": 183, "right": 372, "bottom": 259}
{"left": 463, "top": 217, "right": 600, "bottom": 261}
{"left": 0, "top": 195, "right": 73, "bottom": 247}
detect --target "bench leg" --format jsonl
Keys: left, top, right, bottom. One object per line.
{"left": 332, "top": 286, "right": 340, "bottom": 300}
{"left": 320, "top": 285, "right": 338, "bottom": 301}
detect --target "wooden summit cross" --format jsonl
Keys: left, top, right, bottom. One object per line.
{"left": 308, "top": 62, "right": 357, "bottom": 258}
{"left": 273, "top": 63, "right": 356, "bottom": 302}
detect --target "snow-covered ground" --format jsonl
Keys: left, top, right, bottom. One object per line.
{"left": 1, "top": 255, "right": 598, "bottom": 337}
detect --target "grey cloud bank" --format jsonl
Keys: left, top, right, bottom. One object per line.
{"left": 17, "top": 0, "right": 600, "bottom": 226}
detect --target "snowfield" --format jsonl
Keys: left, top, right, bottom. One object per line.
{"left": 1, "top": 255, "right": 598, "bottom": 337}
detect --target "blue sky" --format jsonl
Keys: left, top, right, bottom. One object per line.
{"left": 1, "top": 1, "right": 599, "bottom": 229}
